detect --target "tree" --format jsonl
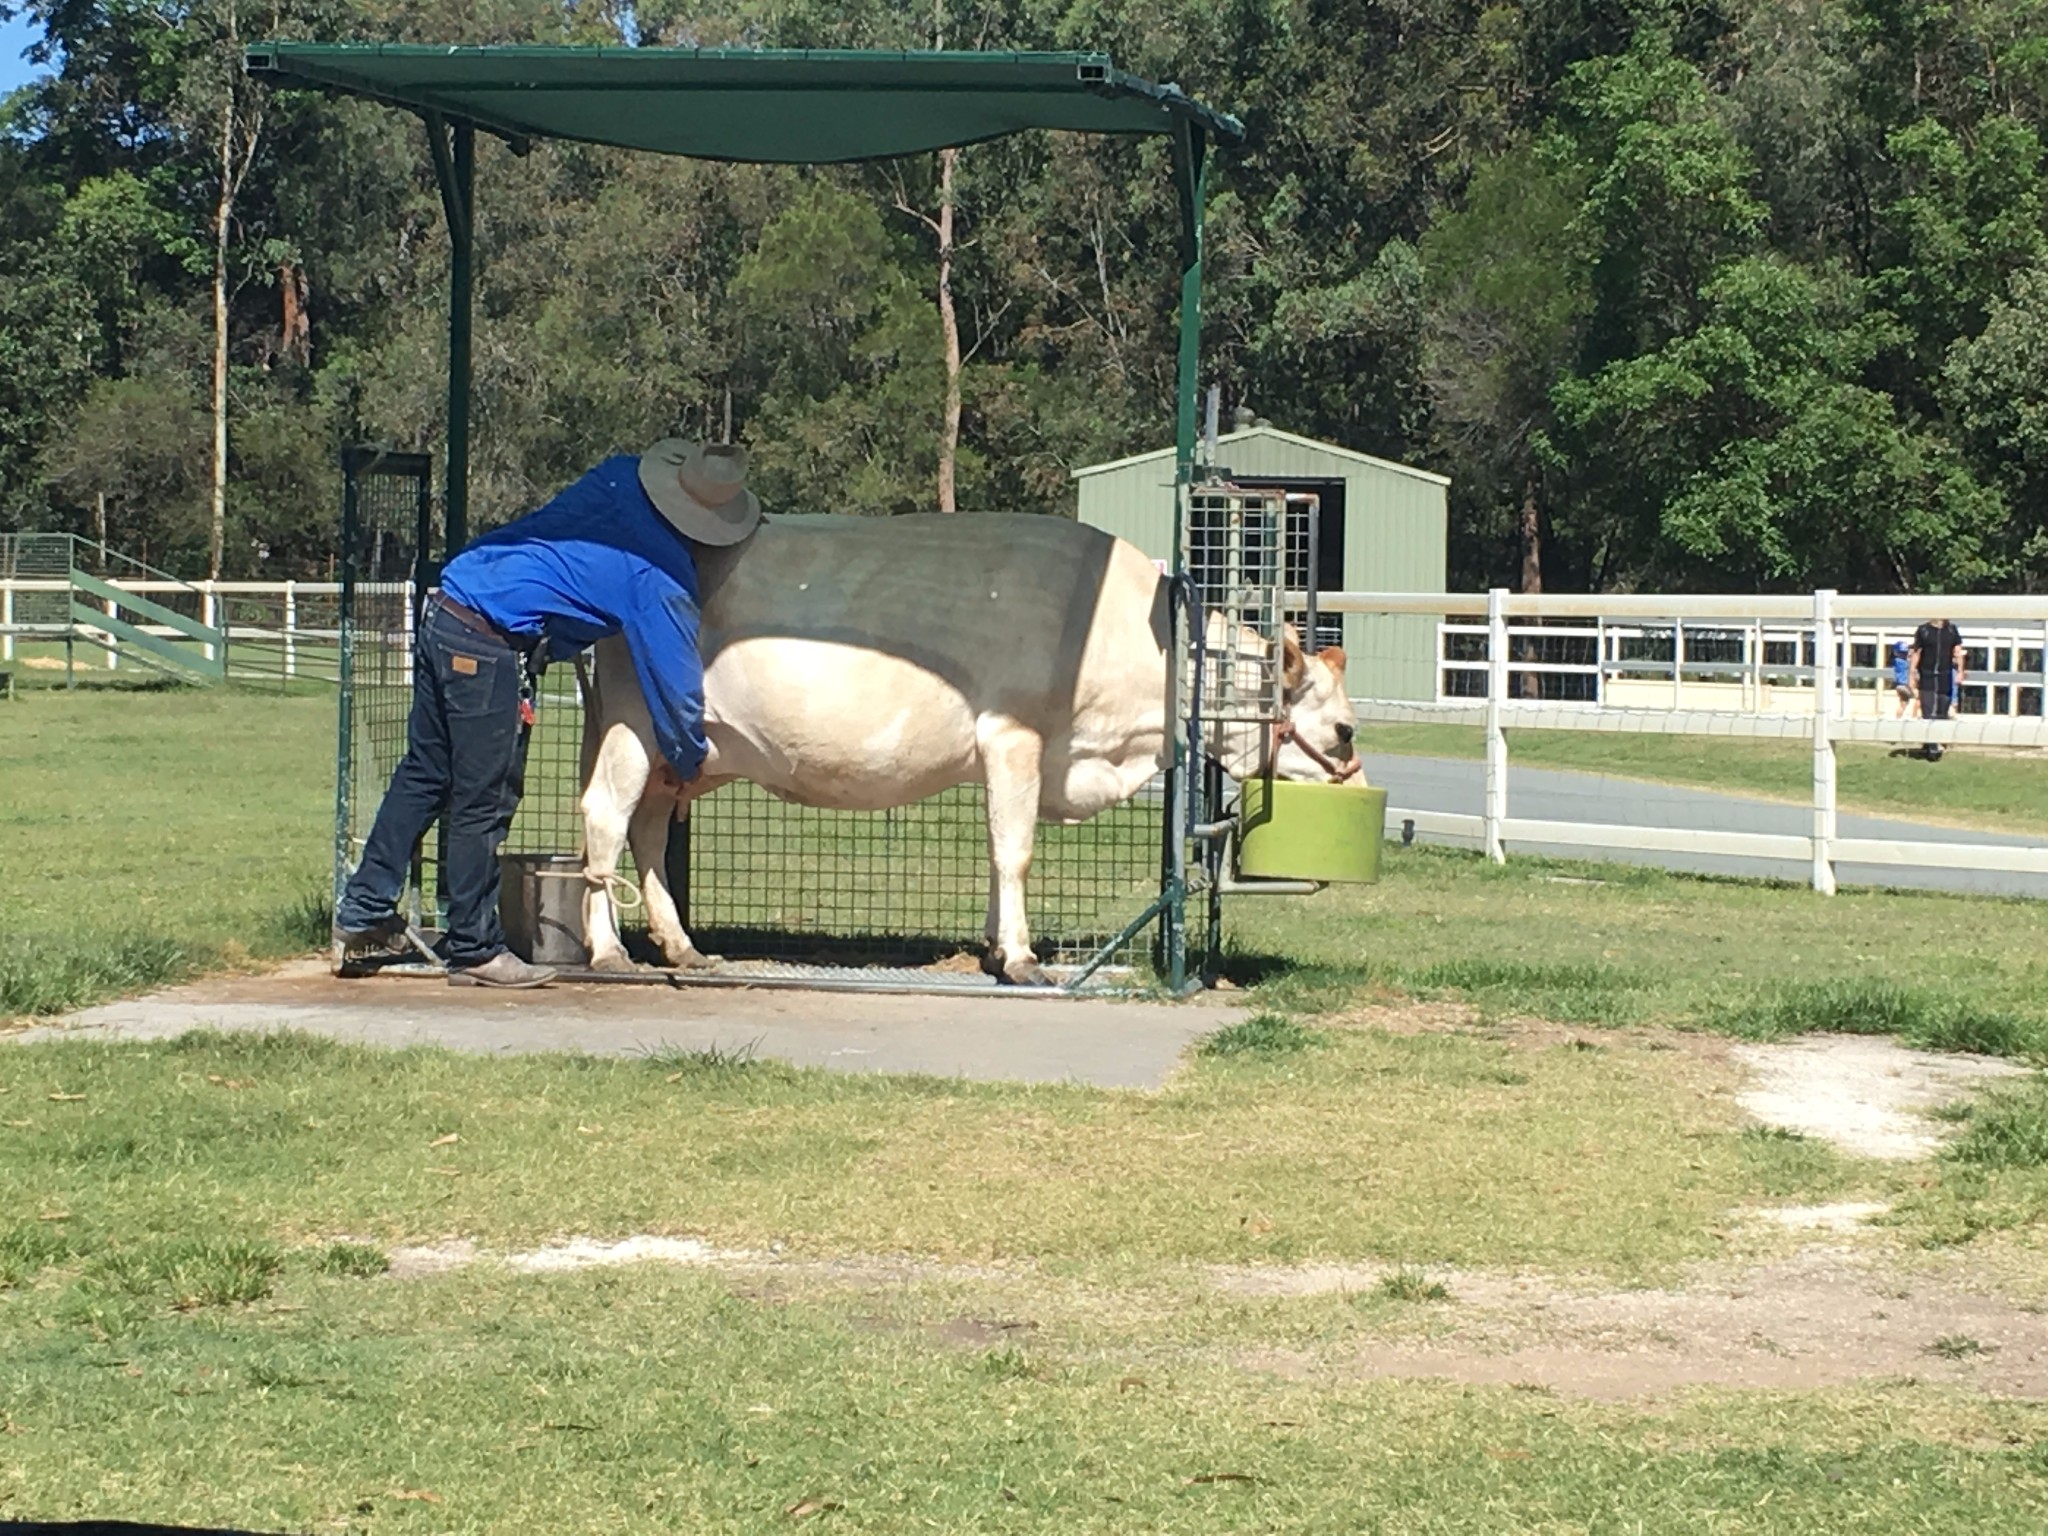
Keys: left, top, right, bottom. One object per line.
{"left": 1420, "top": 148, "right": 1591, "bottom": 595}
{"left": 1943, "top": 263, "right": 2048, "bottom": 586}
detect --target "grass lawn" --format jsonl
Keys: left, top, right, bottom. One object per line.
{"left": 8, "top": 683, "right": 2048, "bottom": 1528}
{"left": 1227, "top": 844, "right": 2048, "bottom": 1054}
{"left": 2, "top": 680, "right": 336, "bottom": 1014}
{"left": 0, "top": 1031, "right": 2044, "bottom": 1529}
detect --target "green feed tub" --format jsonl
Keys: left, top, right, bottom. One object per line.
{"left": 1236, "top": 778, "right": 1387, "bottom": 884}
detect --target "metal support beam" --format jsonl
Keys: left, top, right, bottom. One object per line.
{"left": 427, "top": 114, "right": 475, "bottom": 555}
{"left": 1157, "top": 121, "right": 1209, "bottom": 994}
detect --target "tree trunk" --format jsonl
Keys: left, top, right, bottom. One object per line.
{"left": 1517, "top": 479, "right": 1544, "bottom": 699}
{"left": 209, "top": 88, "right": 234, "bottom": 580}
{"left": 936, "top": 146, "right": 961, "bottom": 513}
{"left": 280, "top": 260, "right": 309, "bottom": 366}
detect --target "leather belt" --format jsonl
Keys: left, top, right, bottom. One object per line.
{"left": 428, "top": 589, "right": 527, "bottom": 650}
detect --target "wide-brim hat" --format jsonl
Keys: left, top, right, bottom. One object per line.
{"left": 638, "top": 439, "right": 762, "bottom": 546}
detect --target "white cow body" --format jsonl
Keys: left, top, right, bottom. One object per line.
{"left": 578, "top": 513, "right": 1355, "bottom": 983}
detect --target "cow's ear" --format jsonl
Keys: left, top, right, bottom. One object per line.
{"left": 1281, "top": 622, "right": 1307, "bottom": 691}
{"left": 1319, "top": 646, "right": 1346, "bottom": 676}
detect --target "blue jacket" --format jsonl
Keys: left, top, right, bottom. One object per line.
{"left": 440, "top": 455, "right": 708, "bottom": 777}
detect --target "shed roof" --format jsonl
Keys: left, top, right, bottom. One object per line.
{"left": 243, "top": 45, "right": 1244, "bottom": 162}
{"left": 1072, "top": 425, "right": 1451, "bottom": 488}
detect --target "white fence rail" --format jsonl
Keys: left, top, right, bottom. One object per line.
{"left": 1314, "top": 588, "right": 2048, "bottom": 897}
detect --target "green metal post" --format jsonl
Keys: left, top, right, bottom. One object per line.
{"left": 428, "top": 115, "right": 475, "bottom": 555}
{"left": 1158, "top": 122, "right": 1209, "bottom": 993}
{"left": 335, "top": 452, "right": 361, "bottom": 914}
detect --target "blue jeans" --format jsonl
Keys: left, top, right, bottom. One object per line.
{"left": 337, "top": 598, "right": 531, "bottom": 966}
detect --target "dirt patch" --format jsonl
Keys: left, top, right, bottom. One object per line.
{"left": 1228, "top": 1245, "right": 2048, "bottom": 1401}
{"left": 1732, "top": 1035, "right": 2024, "bottom": 1159}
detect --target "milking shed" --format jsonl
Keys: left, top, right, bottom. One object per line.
{"left": 1076, "top": 425, "right": 1450, "bottom": 702}
{"left": 248, "top": 44, "right": 1363, "bottom": 994}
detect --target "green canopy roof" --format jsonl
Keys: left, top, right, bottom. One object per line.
{"left": 243, "top": 44, "right": 1244, "bottom": 162}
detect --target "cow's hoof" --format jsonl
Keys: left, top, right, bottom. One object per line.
{"left": 589, "top": 950, "right": 640, "bottom": 974}
{"left": 989, "top": 954, "right": 1055, "bottom": 988}
{"left": 664, "top": 948, "right": 723, "bottom": 972}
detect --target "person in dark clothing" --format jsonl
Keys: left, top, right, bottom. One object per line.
{"left": 333, "top": 440, "right": 761, "bottom": 986}
{"left": 1909, "top": 616, "right": 1966, "bottom": 762}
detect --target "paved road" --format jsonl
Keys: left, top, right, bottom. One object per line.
{"left": 1362, "top": 752, "right": 2048, "bottom": 900}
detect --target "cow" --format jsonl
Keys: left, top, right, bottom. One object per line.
{"left": 575, "top": 513, "right": 1358, "bottom": 984}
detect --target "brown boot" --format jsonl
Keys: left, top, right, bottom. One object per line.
{"left": 447, "top": 952, "right": 558, "bottom": 989}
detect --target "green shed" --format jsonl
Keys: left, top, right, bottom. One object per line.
{"left": 1073, "top": 425, "right": 1449, "bottom": 701}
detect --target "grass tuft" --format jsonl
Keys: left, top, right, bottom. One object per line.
{"left": 1375, "top": 1267, "right": 1451, "bottom": 1302}
{"left": 1714, "top": 979, "right": 2037, "bottom": 1059}
{"left": 1946, "top": 1079, "right": 2048, "bottom": 1170}
{"left": 0, "top": 932, "right": 192, "bottom": 1017}
{"left": 0, "top": 1224, "right": 71, "bottom": 1289}
{"left": 262, "top": 885, "right": 335, "bottom": 952}
{"left": 644, "top": 1039, "right": 765, "bottom": 1074}
{"left": 318, "top": 1241, "right": 391, "bottom": 1279}
{"left": 1927, "top": 1334, "right": 1990, "bottom": 1360}
{"left": 1198, "top": 1013, "right": 1324, "bottom": 1058}
{"left": 977, "top": 1346, "right": 1039, "bottom": 1381}
{"left": 1739, "top": 1125, "right": 1847, "bottom": 1198}
{"left": 87, "top": 1238, "right": 284, "bottom": 1311}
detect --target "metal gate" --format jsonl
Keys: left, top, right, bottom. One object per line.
{"left": 334, "top": 448, "right": 436, "bottom": 937}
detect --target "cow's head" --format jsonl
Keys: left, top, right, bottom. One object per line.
{"left": 1202, "top": 618, "right": 1360, "bottom": 784}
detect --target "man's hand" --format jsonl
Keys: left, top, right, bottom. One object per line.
{"left": 652, "top": 763, "right": 705, "bottom": 797}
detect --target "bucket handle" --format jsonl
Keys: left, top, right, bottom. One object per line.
{"left": 532, "top": 865, "right": 643, "bottom": 911}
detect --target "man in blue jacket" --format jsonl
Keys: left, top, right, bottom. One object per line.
{"left": 334, "top": 440, "right": 760, "bottom": 987}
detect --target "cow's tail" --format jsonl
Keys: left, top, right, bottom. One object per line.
{"left": 574, "top": 650, "right": 602, "bottom": 839}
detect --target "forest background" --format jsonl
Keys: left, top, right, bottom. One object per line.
{"left": 5, "top": 0, "right": 2048, "bottom": 595}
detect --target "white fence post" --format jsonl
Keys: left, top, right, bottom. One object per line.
{"left": 2, "top": 582, "right": 12, "bottom": 661}
{"left": 284, "top": 581, "right": 297, "bottom": 678}
{"left": 1485, "top": 586, "right": 1509, "bottom": 863}
{"left": 105, "top": 591, "right": 118, "bottom": 670}
{"left": 201, "top": 583, "right": 217, "bottom": 663}
{"left": 1812, "top": 588, "right": 1838, "bottom": 896}
{"left": 1672, "top": 617, "right": 1684, "bottom": 708}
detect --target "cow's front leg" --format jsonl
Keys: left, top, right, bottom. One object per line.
{"left": 626, "top": 782, "right": 721, "bottom": 969}
{"left": 978, "top": 715, "right": 1051, "bottom": 986}
{"left": 581, "top": 723, "right": 652, "bottom": 973}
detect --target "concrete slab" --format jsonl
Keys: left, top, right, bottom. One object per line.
{"left": 10, "top": 962, "right": 1232, "bottom": 1090}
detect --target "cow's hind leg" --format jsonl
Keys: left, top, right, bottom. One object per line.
{"left": 582, "top": 723, "right": 652, "bottom": 973}
{"left": 626, "top": 788, "right": 719, "bottom": 970}
{"left": 978, "top": 715, "right": 1051, "bottom": 987}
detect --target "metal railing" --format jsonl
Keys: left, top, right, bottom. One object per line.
{"left": 1, "top": 570, "right": 356, "bottom": 684}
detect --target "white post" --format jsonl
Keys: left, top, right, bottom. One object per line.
{"left": 1595, "top": 615, "right": 1605, "bottom": 704}
{"left": 1812, "top": 588, "right": 1837, "bottom": 896}
{"left": 283, "top": 581, "right": 297, "bottom": 678}
{"left": 105, "top": 591, "right": 118, "bottom": 670}
{"left": 1485, "top": 586, "right": 1509, "bottom": 864}
{"left": 2040, "top": 619, "right": 2047, "bottom": 718}
{"left": 1671, "top": 617, "right": 1684, "bottom": 708}
{"left": 1, "top": 582, "right": 12, "bottom": 661}
{"left": 201, "top": 583, "right": 217, "bottom": 664}
{"left": 1750, "top": 618, "right": 1763, "bottom": 710}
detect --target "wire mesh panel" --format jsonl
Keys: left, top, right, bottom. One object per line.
{"left": 1186, "top": 485, "right": 1286, "bottom": 721}
{"left": 335, "top": 448, "right": 434, "bottom": 920}
{"left": 681, "top": 779, "right": 1161, "bottom": 969}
